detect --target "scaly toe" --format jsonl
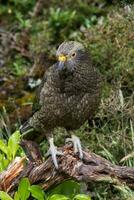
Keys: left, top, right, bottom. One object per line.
{"left": 45, "top": 137, "right": 64, "bottom": 169}
{"left": 66, "top": 135, "right": 83, "bottom": 159}
{"left": 45, "top": 146, "right": 63, "bottom": 169}
{"left": 65, "top": 138, "right": 73, "bottom": 143}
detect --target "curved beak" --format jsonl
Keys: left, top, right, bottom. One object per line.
{"left": 58, "top": 54, "right": 67, "bottom": 70}
{"left": 58, "top": 54, "right": 67, "bottom": 62}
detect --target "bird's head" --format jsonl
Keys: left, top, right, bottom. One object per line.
{"left": 56, "top": 41, "right": 90, "bottom": 72}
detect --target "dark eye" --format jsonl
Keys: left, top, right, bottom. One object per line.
{"left": 71, "top": 52, "right": 76, "bottom": 57}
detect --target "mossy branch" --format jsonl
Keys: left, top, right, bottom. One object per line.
{"left": 0, "top": 140, "right": 134, "bottom": 193}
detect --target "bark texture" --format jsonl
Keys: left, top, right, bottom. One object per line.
{"left": 0, "top": 140, "right": 134, "bottom": 193}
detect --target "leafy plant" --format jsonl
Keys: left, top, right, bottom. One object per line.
{"left": 11, "top": 55, "right": 29, "bottom": 76}
{"left": 15, "top": 12, "right": 31, "bottom": 29}
{"left": 48, "top": 194, "right": 69, "bottom": 200}
{"left": 0, "top": 178, "right": 45, "bottom": 200}
{"left": 0, "top": 131, "right": 21, "bottom": 172}
{"left": 49, "top": 8, "right": 76, "bottom": 29}
{"left": 74, "top": 194, "right": 91, "bottom": 200}
{"left": 48, "top": 8, "right": 78, "bottom": 41}
{"left": 48, "top": 180, "right": 80, "bottom": 198}
{"left": 0, "top": 178, "right": 91, "bottom": 200}
{"left": 0, "top": 0, "right": 35, "bottom": 16}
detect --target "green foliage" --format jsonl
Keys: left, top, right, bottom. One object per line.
{"left": 0, "top": 178, "right": 90, "bottom": 200}
{"left": 15, "top": 12, "right": 31, "bottom": 29}
{"left": 48, "top": 194, "right": 69, "bottom": 200}
{"left": 17, "top": 178, "right": 31, "bottom": 200}
{"left": 0, "top": 191, "right": 13, "bottom": 200}
{"left": 48, "top": 180, "right": 80, "bottom": 198}
{"left": 48, "top": 8, "right": 78, "bottom": 41}
{"left": 30, "top": 3, "right": 104, "bottom": 53}
{"left": 11, "top": 55, "right": 29, "bottom": 76}
{"left": 0, "top": 0, "right": 35, "bottom": 16}
{"left": 0, "top": 131, "right": 21, "bottom": 172}
{"left": 86, "top": 8, "right": 134, "bottom": 96}
{"left": 115, "top": 185, "right": 134, "bottom": 200}
{"left": 29, "top": 185, "right": 45, "bottom": 200}
{"left": 48, "top": 194, "right": 91, "bottom": 200}
{"left": 49, "top": 8, "right": 76, "bottom": 29}
{"left": 47, "top": 181, "right": 91, "bottom": 199}
{"left": 48, "top": 7, "right": 101, "bottom": 42}
{"left": 0, "top": 178, "right": 45, "bottom": 200}
{"left": 74, "top": 194, "right": 91, "bottom": 200}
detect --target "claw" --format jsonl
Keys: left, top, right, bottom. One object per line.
{"left": 66, "top": 135, "right": 83, "bottom": 159}
{"left": 46, "top": 137, "right": 63, "bottom": 169}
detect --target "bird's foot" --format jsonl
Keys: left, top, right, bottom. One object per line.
{"left": 46, "top": 137, "right": 63, "bottom": 169}
{"left": 66, "top": 135, "right": 83, "bottom": 159}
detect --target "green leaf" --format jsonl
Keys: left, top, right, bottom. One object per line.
{"left": 29, "top": 185, "right": 45, "bottom": 200}
{"left": 14, "top": 192, "right": 20, "bottom": 200}
{"left": 48, "top": 194, "right": 69, "bottom": 200}
{"left": 8, "top": 131, "right": 21, "bottom": 160}
{"left": 49, "top": 180, "right": 80, "bottom": 198}
{"left": 74, "top": 194, "right": 91, "bottom": 200}
{"left": 0, "top": 140, "right": 8, "bottom": 155}
{"left": 0, "top": 191, "right": 13, "bottom": 200}
{"left": 17, "top": 178, "right": 30, "bottom": 200}
{"left": 14, "top": 191, "right": 20, "bottom": 200}
{"left": 0, "top": 154, "right": 9, "bottom": 172}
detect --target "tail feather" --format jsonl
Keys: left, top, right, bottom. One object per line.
{"left": 20, "top": 120, "right": 34, "bottom": 136}
{"left": 19, "top": 121, "right": 43, "bottom": 142}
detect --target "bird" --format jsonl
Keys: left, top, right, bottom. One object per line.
{"left": 20, "top": 41, "right": 101, "bottom": 168}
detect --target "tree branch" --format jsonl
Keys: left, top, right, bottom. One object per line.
{"left": 0, "top": 140, "right": 134, "bottom": 193}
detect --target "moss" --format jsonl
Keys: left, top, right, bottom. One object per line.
{"left": 84, "top": 8, "right": 134, "bottom": 96}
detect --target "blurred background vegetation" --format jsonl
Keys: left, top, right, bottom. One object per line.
{"left": 0, "top": 0, "right": 134, "bottom": 199}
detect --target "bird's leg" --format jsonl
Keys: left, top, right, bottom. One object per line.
{"left": 66, "top": 134, "right": 83, "bottom": 159}
{"left": 46, "top": 137, "right": 63, "bottom": 169}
